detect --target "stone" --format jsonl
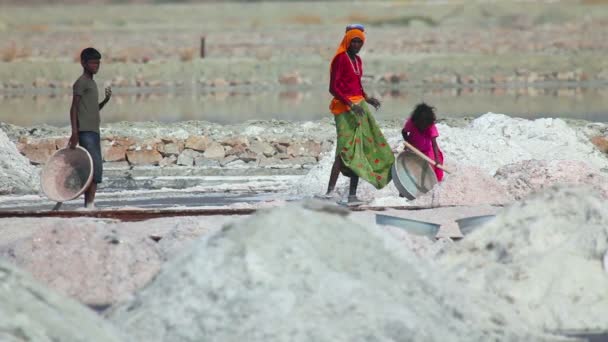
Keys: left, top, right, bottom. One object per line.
{"left": 293, "top": 156, "right": 318, "bottom": 166}
{"left": 221, "top": 136, "right": 249, "bottom": 148}
{"left": 490, "top": 74, "right": 506, "bottom": 84}
{"left": 249, "top": 140, "right": 275, "bottom": 157}
{"left": 194, "top": 156, "right": 220, "bottom": 168}
{"left": 159, "top": 155, "right": 177, "bottom": 167}
{"left": 111, "top": 76, "right": 129, "bottom": 87}
{"left": 203, "top": 142, "right": 225, "bottom": 160}
{"left": 286, "top": 142, "right": 305, "bottom": 157}
{"left": 55, "top": 137, "right": 69, "bottom": 149}
{"left": 104, "top": 135, "right": 136, "bottom": 148}
{"left": 273, "top": 143, "right": 288, "bottom": 154}
{"left": 591, "top": 136, "right": 608, "bottom": 154}
{"left": 526, "top": 72, "right": 539, "bottom": 83}
{"left": 220, "top": 155, "right": 239, "bottom": 167}
{"left": 238, "top": 151, "right": 258, "bottom": 162}
{"left": 18, "top": 142, "right": 55, "bottom": 165}
{"left": 289, "top": 140, "right": 322, "bottom": 158}
{"left": 102, "top": 141, "right": 128, "bottom": 162}
{"left": 185, "top": 136, "right": 211, "bottom": 152}
{"left": 159, "top": 142, "right": 185, "bottom": 156}
{"left": 274, "top": 152, "right": 291, "bottom": 159}
{"left": 177, "top": 149, "right": 201, "bottom": 166}
{"left": 225, "top": 144, "right": 247, "bottom": 157}
{"left": 32, "top": 77, "right": 48, "bottom": 88}
{"left": 141, "top": 138, "right": 163, "bottom": 150}
{"left": 258, "top": 157, "right": 293, "bottom": 169}
{"left": 379, "top": 73, "right": 406, "bottom": 84}
{"left": 126, "top": 150, "right": 163, "bottom": 166}
{"left": 273, "top": 138, "right": 291, "bottom": 146}
{"left": 278, "top": 72, "right": 302, "bottom": 85}
{"left": 210, "top": 78, "right": 229, "bottom": 88}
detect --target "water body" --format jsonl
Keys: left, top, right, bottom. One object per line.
{"left": 1, "top": 85, "right": 607, "bottom": 126}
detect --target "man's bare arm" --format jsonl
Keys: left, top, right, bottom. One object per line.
{"left": 99, "top": 87, "right": 112, "bottom": 110}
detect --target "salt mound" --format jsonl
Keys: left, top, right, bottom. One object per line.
{"left": 495, "top": 159, "right": 608, "bottom": 200}
{"left": 439, "top": 186, "right": 608, "bottom": 331}
{"left": 0, "top": 128, "right": 39, "bottom": 194}
{"left": 109, "top": 202, "right": 552, "bottom": 342}
{"left": 439, "top": 113, "right": 608, "bottom": 175}
{"left": 0, "top": 261, "right": 126, "bottom": 341}
{"left": 413, "top": 165, "right": 513, "bottom": 207}
{"left": 0, "top": 218, "right": 163, "bottom": 305}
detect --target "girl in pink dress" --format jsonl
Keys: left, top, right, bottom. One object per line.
{"left": 402, "top": 103, "right": 444, "bottom": 181}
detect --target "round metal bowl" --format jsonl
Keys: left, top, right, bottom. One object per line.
{"left": 455, "top": 215, "right": 496, "bottom": 235}
{"left": 376, "top": 214, "right": 440, "bottom": 238}
{"left": 391, "top": 151, "right": 438, "bottom": 200}
{"left": 40, "top": 146, "right": 93, "bottom": 202}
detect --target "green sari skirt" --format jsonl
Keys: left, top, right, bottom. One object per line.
{"left": 334, "top": 102, "right": 394, "bottom": 189}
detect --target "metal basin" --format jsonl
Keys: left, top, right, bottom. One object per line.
{"left": 391, "top": 151, "right": 437, "bottom": 200}
{"left": 455, "top": 215, "right": 496, "bottom": 235}
{"left": 376, "top": 214, "right": 440, "bottom": 238}
{"left": 40, "top": 146, "right": 93, "bottom": 202}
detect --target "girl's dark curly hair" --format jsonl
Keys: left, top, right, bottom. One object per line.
{"left": 410, "top": 102, "right": 436, "bottom": 131}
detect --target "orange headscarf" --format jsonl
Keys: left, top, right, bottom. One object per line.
{"left": 329, "top": 28, "right": 366, "bottom": 115}
{"left": 330, "top": 28, "right": 366, "bottom": 72}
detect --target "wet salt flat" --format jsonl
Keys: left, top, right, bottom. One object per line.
{"left": 0, "top": 176, "right": 302, "bottom": 212}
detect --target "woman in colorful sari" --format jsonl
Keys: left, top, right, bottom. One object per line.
{"left": 322, "top": 24, "right": 395, "bottom": 205}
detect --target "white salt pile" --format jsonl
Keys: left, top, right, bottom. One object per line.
{"left": 439, "top": 186, "right": 608, "bottom": 332}
{"left": 412, "top": 165, "right": 513, "bottom": 207}
{"left": 495, "top": 159, "right": 608, "bottom": 200}
{"left": 109, "top": 202, "right": 555, "bottom": 342}
{"left": 0, "top": 218, "right": 163, "bottom": 305}
{"left": 0, "top": 128, "right": 39, "bottom": 194}
{"left": 293, "top": 113, "right": 608, "bottom": 208}
{"left": 438, "top": 113, "right": 608, "bottom": 175}
{"left": 0, "top": 260, "right": 126, "bottom": 341}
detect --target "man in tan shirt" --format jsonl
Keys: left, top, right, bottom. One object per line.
{"left": 68, "top": 47, "right": 112, "bottom": 209}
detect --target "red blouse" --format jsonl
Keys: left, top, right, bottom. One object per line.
{"left": 329, "top": 52, "right": 367, "bottom": 106}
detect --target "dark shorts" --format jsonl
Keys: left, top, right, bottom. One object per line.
{"left": 79, "top": 131, "right": 102, "bottom": 184}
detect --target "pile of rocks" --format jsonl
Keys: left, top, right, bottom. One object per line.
{"left": 16, "top": 134, "right": 331, "bottom": 170}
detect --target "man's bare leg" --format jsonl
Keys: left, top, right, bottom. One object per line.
{"left": 84, "top": 183, "right": 97, "bottom": 208}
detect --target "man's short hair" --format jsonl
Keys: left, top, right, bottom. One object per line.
{"left": 80, "top": 47, "right": 101, "bottom": 62}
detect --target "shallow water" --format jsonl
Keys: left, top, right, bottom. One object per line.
{"left": 2, "top": 85, "right": 608, "bottom": 126}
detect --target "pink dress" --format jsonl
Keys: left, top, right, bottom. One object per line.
{"left": 403, "top": 118, "right": 444, "bottom": 181}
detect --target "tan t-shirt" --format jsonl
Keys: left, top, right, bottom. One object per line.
{"left": 73, "top": 75, "right": 100, "bottom": 133}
